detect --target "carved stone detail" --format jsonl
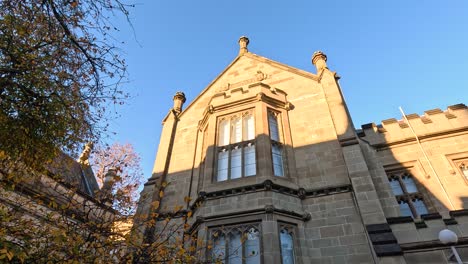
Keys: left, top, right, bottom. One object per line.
{"left": 256, "top": 70, "right": 267, "bottom": 81}
{"left": 302, "top": 212, "right": 311, "bottom": 221}
{"left": 263, "top": 180, "right": 273, "bottom": 191}
{"left": 264, "top": 204, "right": 274, "bottom": 214}
{"left": 298, "top": 188, "right": 306, "bottom": 200}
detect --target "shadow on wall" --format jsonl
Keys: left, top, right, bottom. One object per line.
{"left": 134, "top": 105, "right": 468, "bottom": 263}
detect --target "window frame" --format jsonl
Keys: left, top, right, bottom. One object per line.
{"left": 387, "top": 170, "right": 428, "bottom": 218}
{"left": 214, "top": 110, "right": 257, "bottom": 182}
{"left": 453, "top": 159, "right": 468, "bottom": 185}
{"left": 278, "top": 223, "right": 296, "bottom": 264}
{"left": 208, "top": 222, "right": 263, "bottom": 264}
{"left": 446, "top": 153, "right": 468, "bottom": 186}
{"left": 267, "top": 109, "right": 286, "bottom": 177}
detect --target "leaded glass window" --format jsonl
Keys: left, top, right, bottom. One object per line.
{"left": 279, "top": 224, "right": 295, "bottom": 264}
{"left": 216, "top": 111, "right": 256, "bottom": 182}
{"left": 387, "top": 171, "right": 428, "bottom": 218}
{"left": 268, "top": 111, "right": 284, "bottom": 177}
{"left": 456, "top": 160, "right": 468, "bottom": 183}
{"left": 209, "top": 224, "right": 261, "bottom": 264}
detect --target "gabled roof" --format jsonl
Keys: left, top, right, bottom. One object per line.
{"left": 178, "top": 51, "right": 320, "bottom": 118}
{"left": 48, "top": 152, "right": 100, "bottom": 196}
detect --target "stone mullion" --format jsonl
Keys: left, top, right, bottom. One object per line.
{"left": 241, "top": 142, "right": 245, "bottom": 178}
{"left": 255, "top": 101, "right": 274, "bottom": 178}
{"left": 203, "top": 114, "right": 217, "bottom": 186}
{"left": 396, "top": 173, "right": 417, "bottom": 218}
{"left": 279, "top": 108, "right": 296, "bottom": 180}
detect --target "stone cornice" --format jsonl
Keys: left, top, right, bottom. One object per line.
{"left": 194, "top": 180, "right": 352, "bottom": 203}
{"left": 361, "top": 127, "right": 468, "bottom": 150}
{"left": 399, "top": 237, "right": 468, "bottom": 252}
{"left": 186, "top": 204, "right": 311, "bottom": 234}
{"left": 156, "top": 181, "right": 352, "bottom": 234}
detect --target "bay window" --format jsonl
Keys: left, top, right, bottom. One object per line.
{"left": 268, "top": 111, "right": 284, "bottom": 176}
{"left": 216, "top": 111, "right": 256, "bottom": 182}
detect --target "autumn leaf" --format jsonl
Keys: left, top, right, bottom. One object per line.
{"left": 151, "top": 201, "right": 160, "bottom": 210}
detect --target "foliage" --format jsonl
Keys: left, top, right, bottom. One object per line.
{"left": 0, "top": 173, "right": 248, "bottom": 263}
{"left": 90, "top": 142, "right": 144, "bottom": 216}
{"left": 0, "top": 0, "right": 131, "bottom": 174}
{"left": 0, "top": 174, "right": 213, "bottom": 263}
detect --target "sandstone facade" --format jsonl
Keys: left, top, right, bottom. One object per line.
{"left": 135, "top": 37, "right": 468, "bottom": 263}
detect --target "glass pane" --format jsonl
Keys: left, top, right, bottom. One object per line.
{"left": 244, "top": 144, "right": 256, "bottom": 176}
{"left": 244, "top": 115, "right": 255, "bottom": 141}
{"left": 228, "top": 230, "right": 242, "bottom": 264}
{"left": 217, "top": 150, "right": 229, "bottom": 182}
{"left": 245, "top": 228, "right": 260, "bottom": 264}
{"left": 219, "top": 120, "right": 230, "bottom": 146}
{"left": 413, "top": 198, "right": 428, "bottom": 216}
{"left": 230, "top": 147, "right": 242, "bottom": 179}
{"left": 212, "top": 233, "right": 226, "bottom": 263}
{"left": 280, "top": 229, "right": 295, "bottom": 264}
{"left": 398, "top": 201, "right": 412, "bottom": 217}
{"left": 268, "top": 112, "right": 280, "bottom": 141}
{"left": 272, "top": 145, "right": 284, "bottom": 176}
{"left": 460, "top": 164, "right": 468, "bottom": 179}
{"left": 389, "top": 178, "right": 403, "bottom": 195}
{"left": 402, "top": 174, "right": 417, "bottom": 193}
{"left": 231, "top": 117, "right": 242, "bottom": 143}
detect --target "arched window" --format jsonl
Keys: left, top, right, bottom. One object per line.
{"left": 279, "top": 224, "right": 295, "bottom": 264}
{"left": 387, "top": 171, "right": 428, "bottom": 218}
{"left": 210, "top": 223, "right": 261, "bottom": 264}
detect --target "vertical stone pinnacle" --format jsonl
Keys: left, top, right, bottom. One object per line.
{"left": 238, "top": 36, "right": 250, "bottom": 56}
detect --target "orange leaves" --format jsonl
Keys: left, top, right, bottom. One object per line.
{"left": 151, "top": 201, "right": 160, "bottom": 210}
{"left": 0, "top": 248, "right": 14, "bottom": 261}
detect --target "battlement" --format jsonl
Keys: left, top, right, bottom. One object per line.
{"left": 357, "top": 104, "right": 468, "bottom": 146}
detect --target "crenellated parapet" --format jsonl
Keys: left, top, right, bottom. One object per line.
{"left": 357, "top": 104, "right": 468, "bottom": 147}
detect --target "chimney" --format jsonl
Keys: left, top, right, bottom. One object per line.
{"left": 312, "top": 51, "right": 327, "bottom": 73}
{"left": 173, "top": 91, "right": 186, "bottom": 113}
{"left": 238, "top": 36, "right": 249, "bottom": 56}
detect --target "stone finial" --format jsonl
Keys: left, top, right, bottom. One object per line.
{"left": 173, "top": 91, "right": 186, "bottom": 113}
{"left": 103, "top": 167, "right": 118, "bottom": 190}
{"left": 78, "top": 142, "right": 93, "bottom": 165}
{"left": 312, "top": 51, "right": 327, "bottom": 72}
{"left": 238, "top": 36, "right": 249, "bottom": 56}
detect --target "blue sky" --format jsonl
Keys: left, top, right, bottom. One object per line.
{"left": 108, "top": 0, "right": 468, "bottom": 179}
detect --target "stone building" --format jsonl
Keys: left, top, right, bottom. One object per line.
{"left": 135, "top": 37, "right": 468, "bottom": 263}
{"left": 0, "top": 145, "right": 118, "bottom": 261}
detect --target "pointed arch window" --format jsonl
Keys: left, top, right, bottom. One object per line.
{"left": 387, "top": 171, "right": 428, "bottom": 218}
{"left": 456, "top": 160, "right": 468, "bottom": 183}
{"left": 210, "top": 223, "right": 261, "bottom": 264}
{"left": 279, "top": 224, "right": 296, "bottom": 264}
{"left": 216, "top": 111, "right": 256, "bottom": 182}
